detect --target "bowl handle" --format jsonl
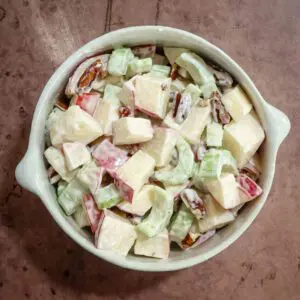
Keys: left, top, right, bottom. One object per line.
{"left": 266, "top": 103, "right": 291, "bottom": 147}
{"left": 15, "top": 151, "right": 41, "bottom": 196}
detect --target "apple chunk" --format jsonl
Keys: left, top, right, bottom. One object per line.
{"left": 163, "top": 106, "right": 211, "bottom": 144}
{"left": 197, "top": 194, "right": 235, "bottom": 233}
{"left": 223, "top": 112, "right": 265, "bottom": 167}
{"left": 95, "top": 210, "right": 137, "bottom": 256}
{"left": 134, "top": 229, "right": 170, "bottom": 259}
{"left": 71, "top": 92, "right": 100, "bottom": 115}
{"left": 141, "top": 127, "right": 178, "bottom": 167}
{"left": 82, "top": 193, "right": 102, "bottom": 232}
{"left": 205, "top": 173, "right": 241, "bottom": 209}
{"left": 50, "top": 106, "right": 103, "bottom": 146}
{"left": 117, "top": 184, "right": 154, "bottom": 216}
{"left": 221, "top": 85, "right": 252, "bottom": 122}
{"left": 62, "top": 142, "right": 91, "bottom": 171}
{"left": 93, "top": 100, "right": 119, "bottom": 136}
{"left": 115, "top": 150, "right": 155, "bottom": 202}
{"left": 134, "top": 75, "right": 171, "bottom": 119}
{"left": 112, "top": 117, "right": 153, "bottom": 145}
{"left": 92, "top": 139, "right": 128, "bottom": 173}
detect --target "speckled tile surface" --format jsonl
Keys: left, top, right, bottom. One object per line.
{"left": 0, "top": 0, "right": 300, "bottom": 299}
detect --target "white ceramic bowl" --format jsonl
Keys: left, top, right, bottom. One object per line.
{"left": 15, "top": 26, "right": 290, "bottom": 271}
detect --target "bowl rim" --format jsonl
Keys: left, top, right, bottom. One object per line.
{"left": 15, "top": 25, "right": 290, "bottom": 272}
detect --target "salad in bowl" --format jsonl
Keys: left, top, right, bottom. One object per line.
{"left": 44, "top": 44, "right": 265, "bottom": 259}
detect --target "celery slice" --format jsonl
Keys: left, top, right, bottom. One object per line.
{"left": 137, "top": 186, "right": 173, "bottom": 237}
{"left": 108, "top": 48, "right": 134, "bottom": 76}
{"left": 58, "top": 179, "right": 88, "bottom": 215}
{"left": 127, "top": 57, "right": 152, "bottom": 77}
{"left": 196, "top": 149, "right": 238, "bottom": 180}
{"left": 103, "top": 84, "right": 121, "bottom": 106}
{"left": 153, "top": 136, "right": 194, "bottom": 185}
{"left": 176, "top": 52, "right": 214, "bottom": 84}
{"left": 169, "top": 202, "right": 194, "bottom": 242}
{"left": 94, "top": 183, "right": 122, "bottom": 209}
{"left": 150, "top": 65, "right": 171, "bottom": 77}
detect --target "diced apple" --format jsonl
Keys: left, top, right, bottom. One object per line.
{"left": 82, "top": 193, "right": 102, "bottom": 232}
{"left": 205, "top": 173, "right": 241, "bottom": 209}
{"left": 73, "top": 205, "right": 90, "bottom": 228}
{"left": 221, "top": 86, "right": 253, "bottom": 122}
{"left": 163, "top": 47, "right": 191, "bottom": 65}
{"left": 206, "top": 122, "right": 223, "bottom": 147}
{"left": 237, "top": 173, "right": 263, "bottom": 202}
{"left": 95, "top": 210, "right": 137, "bottom": 256}
{"left": 134, "top": 75, "right": 171, "bottom": 119}
{"left": 118, "top": 79, "right": 135, "bottom": 108}
{"left": 197, "top": 194, "right": 235, "bottom": 233}
{"left": 50, "top": 106, "right": 103, "bottom": 146}
{"left": 76, "top": 160, "right": 104, "bottom": 194}
{"left": 112, "top": 117, "right": 153, "bottom": 145}
{"left": 44, "top": 146, "right": 76, "bottom": 182}
{"left": 164, "top": 106, "right": 211, "bottom": 144}
{"left": 115, "top": 150, "right": 155, "bottom": 202}
{"left": 93, "top": 100, "right": 119, "bottom": 136}
{"left": 141, "top": 127, "right": 178, "bottom": 167}
{"left": 134, "top": 229, "right": 170, "bottom": 259}
{"left": 117, "top": 184, "right": 154, "bottom": 216}
{"left": 180, "top": 106, "right": 211, "bottom": 144}
{"left": 92, "top": 139, "right": 128, "bottom": 173}
{"left": 70, "top": 92, "right": 100, "bottom": 115}
{"left": 223, "top": 112, "right": 265, "bottom": 167}
{"left": 62, "top": 142, "right": 91, "bottom": 171}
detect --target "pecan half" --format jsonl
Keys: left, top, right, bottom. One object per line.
{"left": 210, "top": 91, "right": 231, "bottom": 124}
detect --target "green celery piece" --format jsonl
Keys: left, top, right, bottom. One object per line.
{"left": 150, "top": 64, "right": 171, "bottom": 77}
{"left": 137, "top": 186, "right": 173, "bottom": 238}
{"left": 199, "top": 81, "right": 219, "bottom": 99}
{"left": 94, "top": 183, "right": 121, "bottom": 209}
{"left": 176, "top": 52, "right": 214, "bottom": 84}
{"left": 197, "top": 149, "right": 238, "bottom": 180}
{"left": 103, "top": 84, "right": 121, "bottom": 106}
{"left": 58, "top": 179, "right": 88, "bottom": 215}
{"left": 169, "top": 202, "right": 194, "bottom": 242}
{"left": 153, "top": 136, "right": 194, "bottom": 185}
{"left": 127, "top": 57, "right": 152, "bottom": 77}
{"left": 108, "top": 48, "right": 134, "bottom": 76}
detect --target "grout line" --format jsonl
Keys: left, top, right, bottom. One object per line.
{"left": 104, "top": 0, "right": 113, "bottom": 33}
{"left": 155, "top": 0, "right": 162, "bottom": 25}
